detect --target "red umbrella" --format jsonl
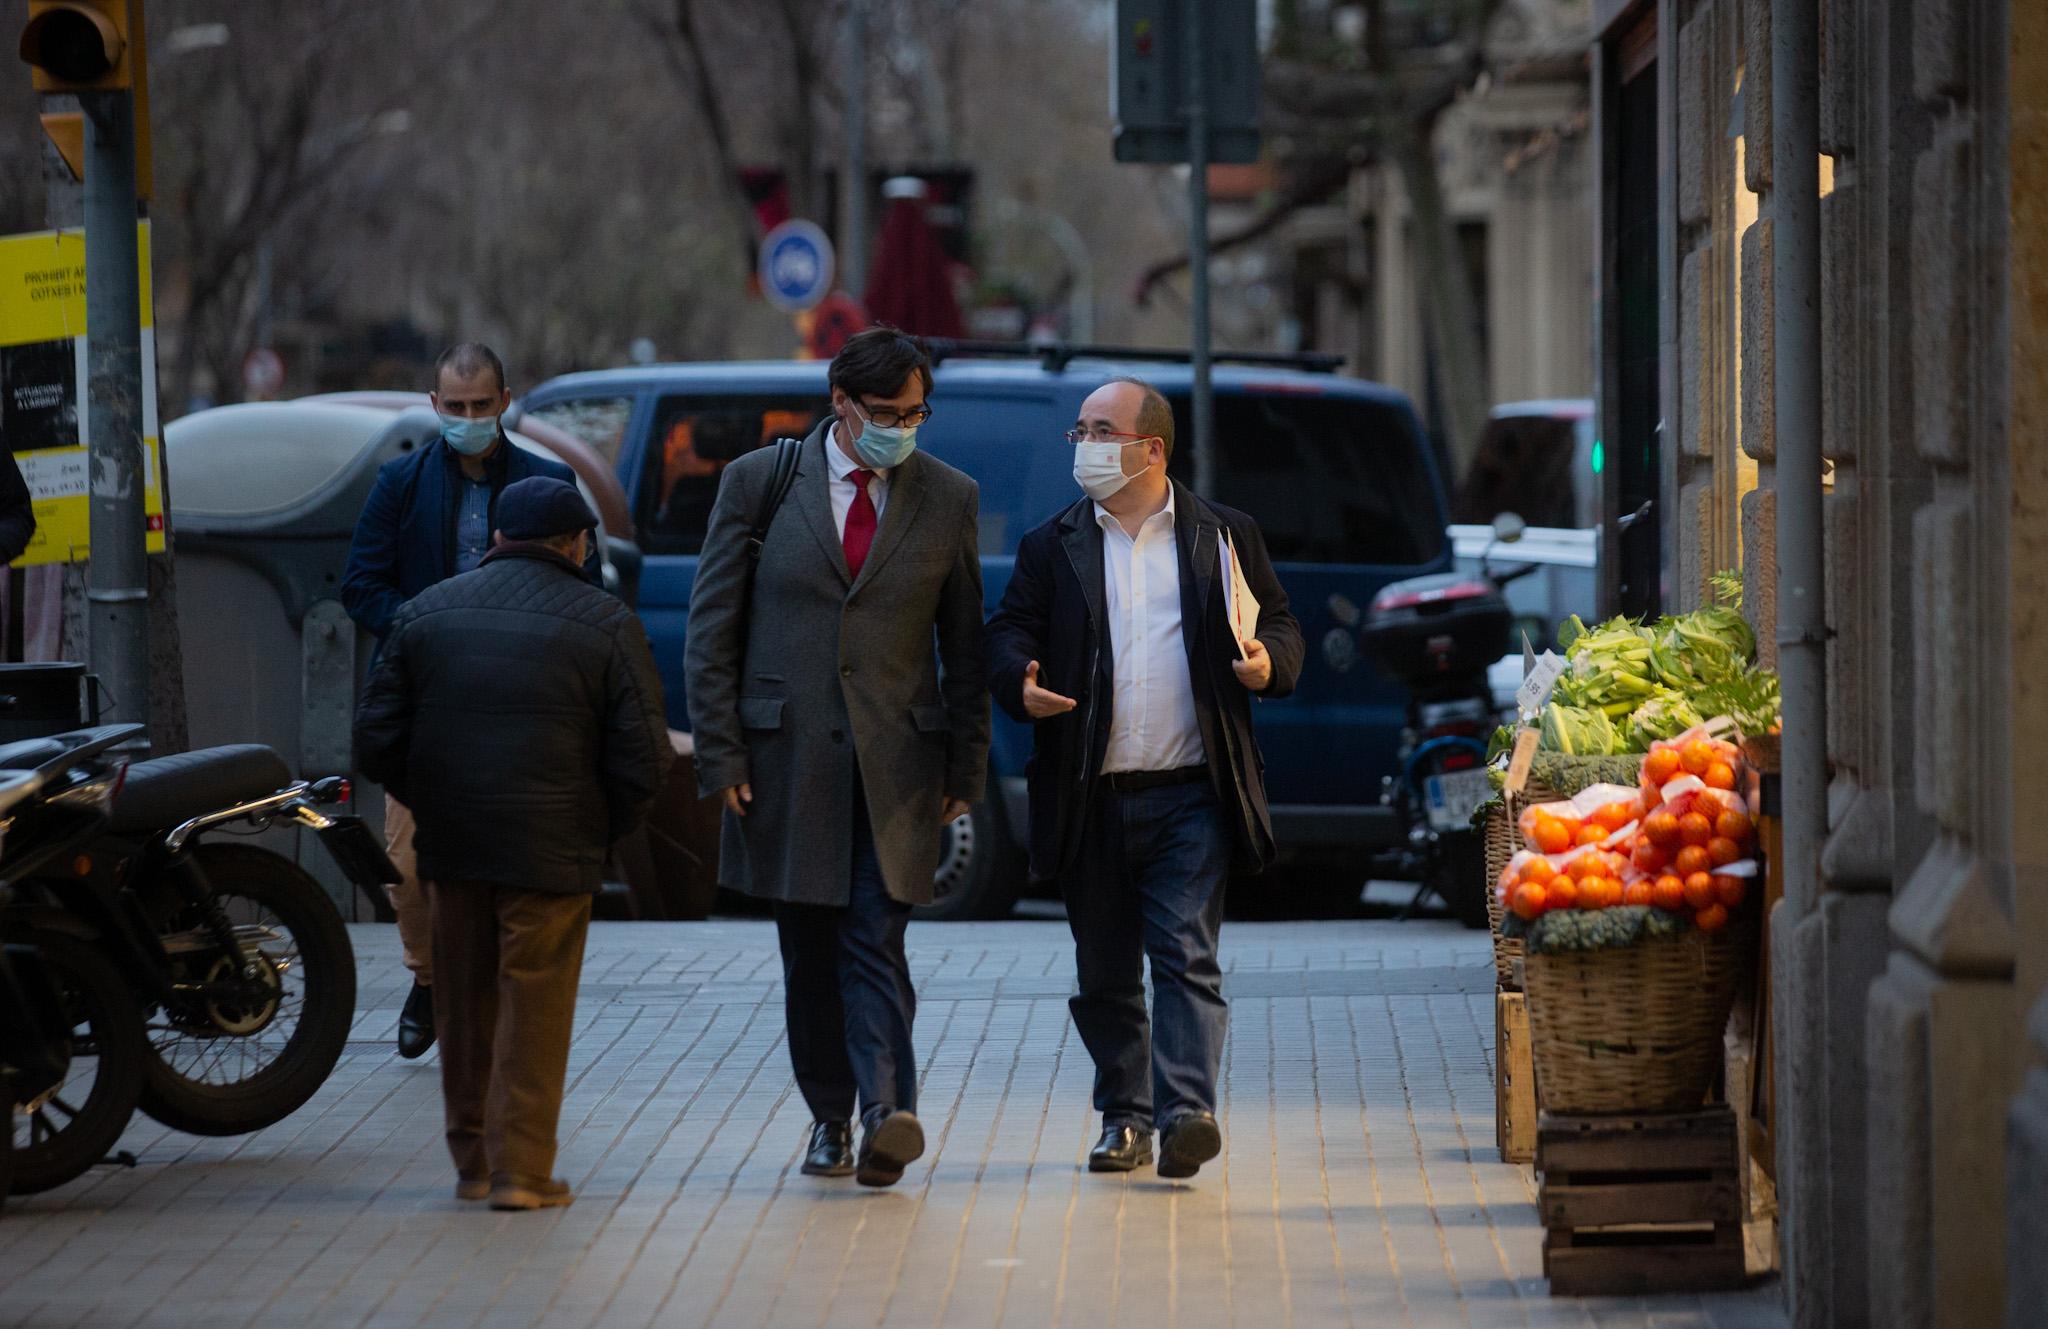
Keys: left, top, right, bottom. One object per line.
{"left": 863, "top": 178, "right": 966, "bottom": 340}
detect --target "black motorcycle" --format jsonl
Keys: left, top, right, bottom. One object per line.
{"left": 9, "top": 742, "right": 388, "bottom": 1140}
{"left": 1361, "top": 519, "right": 1538, "bottom": 927}
{"left": 1, "top": 726, "right": 151, "bottom": 1195}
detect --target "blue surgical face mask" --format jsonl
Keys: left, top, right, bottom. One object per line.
{"left": 850, "top": 403, "right": 919, "bottom": 470}
{"left": 438, "top": 412, "right": 499, "bottom": 457}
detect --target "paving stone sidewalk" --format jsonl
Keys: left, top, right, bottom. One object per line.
{"left": 0, "top": 919, "right": 1786, "bottom": 1329}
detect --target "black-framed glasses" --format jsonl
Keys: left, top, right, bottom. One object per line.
{"left": 861, "top": 400, "right": 933, "bottom": 428}
{"left": 1064, "top": 428, "right": 1158, "bottom": 445}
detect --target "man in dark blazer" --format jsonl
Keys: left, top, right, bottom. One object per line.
{"left": 986, "top": 377, "right": 1303, "bottom": 1181}
{"left": 685, "top": 327, "right": 989, "bottom": 1188}
{"left": 342, "top": 342, "right": 599, "bottom": 1061}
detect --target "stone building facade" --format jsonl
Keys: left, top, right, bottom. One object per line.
{"left": 1590, "top": 0, "right": 2047, "bottom": 1325}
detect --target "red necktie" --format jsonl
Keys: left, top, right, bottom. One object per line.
{"left": 843, "top": 470, "right": 877, "bottom": 579}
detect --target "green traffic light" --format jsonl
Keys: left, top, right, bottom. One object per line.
{"left": 1591, "top": 439, "right": 1605, "bottom": 474}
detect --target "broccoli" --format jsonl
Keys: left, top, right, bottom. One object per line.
{"left": 1517, "top": 905, "right": 1695, "bottom": 955}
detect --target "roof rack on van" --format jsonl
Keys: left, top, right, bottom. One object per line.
{"left": 922, "top": 338, "right": 1345, "bottom": 375}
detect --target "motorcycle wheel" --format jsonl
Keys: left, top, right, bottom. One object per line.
{"left": 137, "top": 844, "right": 356, "bottom": 1137}
{"left": 8, "top": 929, "right": 144, "bottom": 1194}
{"left": 1429, "top": 831, "right": 1492, "bottom": 930}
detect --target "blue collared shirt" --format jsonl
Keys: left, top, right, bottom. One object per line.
{"left": 454, "top": 476, "right": 491, "bottom": 574}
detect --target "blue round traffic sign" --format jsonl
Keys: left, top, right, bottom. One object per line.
{"left": 758, "top": 220, "right": 836, "bottom": 313}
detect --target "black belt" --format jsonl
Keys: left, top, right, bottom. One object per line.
{"left": 1104, "top": 764, "right": 1209, "bottom": 793}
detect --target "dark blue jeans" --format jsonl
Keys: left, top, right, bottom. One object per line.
{"left": 1062, "top": 779, "right": 1230, "bottom": 1130}
{"left": 772, "top": 781, "right": 917, "bottom": 1123}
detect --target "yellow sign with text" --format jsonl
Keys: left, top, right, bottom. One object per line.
{"left": 0, "top": 225, "right": 167, "bottom": 566}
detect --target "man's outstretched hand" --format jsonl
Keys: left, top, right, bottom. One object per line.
{"left": 1021, "top": 660, "right": 1078, "bottom": 720}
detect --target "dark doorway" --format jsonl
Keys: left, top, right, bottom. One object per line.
{"left": 1611, "top": 29, "right": 1662, "bottom": 618}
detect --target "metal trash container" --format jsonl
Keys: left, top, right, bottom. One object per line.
{"left": 163, "top": 401, "right": 659, "bottom": 915}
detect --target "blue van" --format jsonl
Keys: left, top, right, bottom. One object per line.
{"left": 512, "top": 348, "right": 1453, "bottom": 917}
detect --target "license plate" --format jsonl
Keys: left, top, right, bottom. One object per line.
{"left": 1424, "top": 768, "right": 1492, "bottom": 832}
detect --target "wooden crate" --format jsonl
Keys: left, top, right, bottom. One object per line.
{"left": 1495, "top": 991, "right": 1536, "bottom": 1163}
{"left": 1536, "top": 1107, "right": 1748, "bottom": 1296}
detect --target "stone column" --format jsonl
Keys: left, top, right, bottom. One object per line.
{"left": 1863, "top": 0, "right": 2028, "bottom": 1324}
{"left": 1373, "top": 165, "right": 1421, "bottom": 405}
{"left": 2004, "top": 0, "right": 2048, "bottom": 1319}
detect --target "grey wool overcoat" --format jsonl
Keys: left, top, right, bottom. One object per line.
{"left": 683, "top": 423, "right": 991, "bottom": 906}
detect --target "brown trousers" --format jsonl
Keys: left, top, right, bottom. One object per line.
{"left": 431, "top": 881, "right": 592, "bottom": 1185}
{"left": 383, "top": 794, "right": 435, "bottom": 984}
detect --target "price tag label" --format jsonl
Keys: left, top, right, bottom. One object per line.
{"left": 1516, "top": 650, "right": 1565, "bottom": 720}
{"left": 1505, "top": 727, "right": 1539, "bottom": 798}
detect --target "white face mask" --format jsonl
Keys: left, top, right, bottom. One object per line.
{"left": 1073, "top": 439, "right": 1153, "bottom": 501}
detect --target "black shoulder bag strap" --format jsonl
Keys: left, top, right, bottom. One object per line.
{"left": 736, "top": 438, "right": 804, "bottom": 632}
{"left": 745, "top": 438, "right": 803, "bottom": 567}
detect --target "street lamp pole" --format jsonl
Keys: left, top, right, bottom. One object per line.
{"left": 1184, "top": 0, "right": 1214, "bottom": 500}
{"left": 840, "top": 0, "right": 869, "bottom": 299}
{"left": 80, "top": 87, "right": 150, "bottom": 741}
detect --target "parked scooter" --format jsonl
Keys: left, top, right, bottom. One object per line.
{"left": 1361, "top": 514, "right": 1538, "bottom": 927}
{"left": 1, "top": 726, "right": 151, "bottom": 1195}
{"left": 8, "top": 742, "right": 386, "bottom": 1138}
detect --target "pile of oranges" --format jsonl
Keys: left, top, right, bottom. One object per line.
{"left": 1498, "top": 731, "right": 1758, "bottom": 934}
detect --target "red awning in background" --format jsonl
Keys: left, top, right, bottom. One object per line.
{"left": 863, "top": 178, "right": 966, "bottom": 341}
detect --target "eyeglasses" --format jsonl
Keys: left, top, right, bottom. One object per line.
{"left": 860, "top": 400, "right": 933, "bottom": 428}
{"left": 1065, "top": 428, "right": 1159, "bottom": 445}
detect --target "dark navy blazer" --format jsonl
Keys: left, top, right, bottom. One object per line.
{"left": 341, "top": 433, "right": 598, "bottom": 641}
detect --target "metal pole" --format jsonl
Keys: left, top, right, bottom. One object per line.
{"left": 841, "top": 0, "right": 869, "bottom": 299}
{"left": 1771, "top": 0, "right": 1823, "bottom": 913}
{"left": 1184, "top": 0, "right": 1214, "bottom": 499}
{"left": 80, "top": 90, "right": 150, "bottom": 739}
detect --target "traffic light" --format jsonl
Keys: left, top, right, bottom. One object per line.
{"left": 19, "top": 1, "right": 134, "bottom": 92}
{"left": 19, "top": 1, "right": 152, "bottom": 199}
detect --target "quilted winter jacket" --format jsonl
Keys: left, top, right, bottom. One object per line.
{"left": 353, "top": 543, "right": 671, "bottom": 894}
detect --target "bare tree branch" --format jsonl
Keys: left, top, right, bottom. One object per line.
{"left": 632, "top": 0, "right": 769, "bottom": 274}
{"left": 1133, "top": 157, "right": 1353, "bottom": 306}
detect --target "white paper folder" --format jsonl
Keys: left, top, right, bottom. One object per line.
{"left": 1218, "top": 532, "right": 1262, "bottom": 660}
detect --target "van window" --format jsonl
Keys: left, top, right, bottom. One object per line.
{"left": 524, "top": 395, "right": 634, "bottom": 468}
{"left": 1454, "top": 413, "right": 1582, "bottom": 528}
{"left": 1164, "top": 392, "right": 1445, "bottom": 565}
{"left": 639, "top": 396, "right": 827, "bottom": 554}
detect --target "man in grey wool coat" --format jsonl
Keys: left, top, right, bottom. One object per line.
{"left": 684, "top": 326, "right": 990, "bottom": 1187}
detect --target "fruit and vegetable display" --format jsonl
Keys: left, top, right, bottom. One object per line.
{"left": 1527, "top": 574, "right": 1782, "bottom": 756}
{"left": 1497, "top": 729, "right": 1761, "bottom": 954}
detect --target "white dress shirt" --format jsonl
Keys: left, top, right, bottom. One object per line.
{"left": 1097, "top": 492, "right": 1204, "bottom": 774}
{"left": 825, "top": 424, "right": 890, "bottom": 539}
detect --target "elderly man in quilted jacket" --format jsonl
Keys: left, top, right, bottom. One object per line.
{"left": 355, "top": 476, "right": 670, "bottom": 1211}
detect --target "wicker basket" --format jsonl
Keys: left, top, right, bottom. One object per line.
{"left": 1522, "top": 924, "right": 1750, "bottom": 1113}
{"left": 1488, "top": 752, "right": 1647, "bottom": 991}
{"left": 1481, "top": 802, "right": 1519, "bottom": 987}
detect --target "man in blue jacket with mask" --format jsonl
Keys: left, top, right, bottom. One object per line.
{"left": 343, "top": 342, "right": 597, "bottom": 1059}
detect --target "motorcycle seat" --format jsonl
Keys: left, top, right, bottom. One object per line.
{"left": 107, "top": 745, "right": 295, "bottom": 836}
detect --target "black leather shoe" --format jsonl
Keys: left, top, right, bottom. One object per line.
{"left": 801, "top": 1121, "right": 855, "bottom": 1177}
{"left": 1088, "top": 1122, "right": 1154, "bottom": 1173}
{"left": 856, "top": 1108, "right": 925, "bottom": 1188}
{"left": 397, "top": 981, "right": 435, "bottom": 1060}
{"left": 1157, "top": 1111, "right": 1222, "bottom": 1180}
